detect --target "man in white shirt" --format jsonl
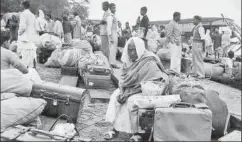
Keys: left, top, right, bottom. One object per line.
{"left": 18, "top": 0, "right": 39, "bottom": 68}
{"left": 107, "top": 3, "right": 119, "bottom": 69}
{"left": 165, "top": 12, "right": 182, "bottom": 73}
{"left": 191, "top": 15, "right": 206, "bottom": 79}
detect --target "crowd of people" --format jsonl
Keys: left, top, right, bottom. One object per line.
{"left": 0, "top": 0, "right": 240, "bottom": 141}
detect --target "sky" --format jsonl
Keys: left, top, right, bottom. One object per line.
{"left": 88, "top": 0, "right": 241, "bottom": 27}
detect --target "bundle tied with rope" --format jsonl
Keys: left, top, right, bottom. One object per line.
{"left": 172, "top": 79, "right": 207, "bottom": 104}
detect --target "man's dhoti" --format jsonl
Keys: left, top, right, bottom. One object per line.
{"left": 169, "top": 43, "right": 182, "bottom": 73}
{"left": 101, "top": 35, "right": 110, "bottom": 59}
{"left": 17, "top": 41, "right": 37, "bottom": 68}
{"left": 192, "top": 42, "right": 205, "bottom": 77}
{"left": 109, "top": 42, "right": 118, "bottom": 65}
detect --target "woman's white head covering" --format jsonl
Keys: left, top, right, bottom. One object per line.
{"left": 38, "top": 10, "right": 45, "bottom": 19}
{"left": 121, "top": 37, "right": 147, "bottom": 66}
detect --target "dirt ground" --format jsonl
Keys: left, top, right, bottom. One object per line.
{"left": 36, "top": 63, "right": 241, "bottom": 141}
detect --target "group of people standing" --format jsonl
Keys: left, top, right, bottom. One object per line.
{"left": 1, "top": 0, "right": 85, "bottom": 68}
{"left": 100, "top": 1, "right": 150, "bottom": 69}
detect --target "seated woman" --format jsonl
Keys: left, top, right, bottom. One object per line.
{"left": 104, "top": 37, "right": 169, "bottom": 141}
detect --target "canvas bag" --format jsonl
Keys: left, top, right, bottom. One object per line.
{"left": 1, "top": 69, "right": 33, "bottom": 96}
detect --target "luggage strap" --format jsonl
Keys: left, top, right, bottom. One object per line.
{"left": 170, "top": 102, "right": 209, "bottom": 109}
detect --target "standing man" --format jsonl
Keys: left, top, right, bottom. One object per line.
{"left": 62, "top": 16, "right": 73, "bottom": 43}
{"left": 107, "top": 3, "right": 119, "bottom": 69}
{"left": 117, "top": 21, "right": 122, "bottom": 37}
{"left": 100, "top": 1, "right": 111, "bottom": 58}
{"left": 45, "top": 14, "right": 55, "bottom": 33}
{"left": 73, "top": 12, "right": 82, "bottom": 39}
{"left": 136, "top": 6, "right": 149, "bottom": 49}
{"left": 211, "top": 28, "right": 222, "bottom": 59}
{"left": 53, "top": 17, "right": 64, "bottom": 39}
{"left": 18, "top": 0, "right": 39, "bottom": 68}
{"left": 124, "top": 22, "right": 132, "bottom": 37}
{"left": 165, "top": 12, "right": 182, "bottom": 73}
{"left": 191, "top": 15, "right": 206, "bottom": 79}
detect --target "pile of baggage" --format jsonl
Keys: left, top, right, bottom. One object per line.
{"left": 1, "top": 67, "right": 89, "bottom": 141}
{"left": 129, "top": 75, "right": 231, "bottom": 141}
{"left": 204, "top": 57, "right": 241, "bottom": 89}
{"left": 78, "top": 51, "right": 116, "bottom": 90}
{"left": 44, "top": 40, "right": 93, "bottom": 68}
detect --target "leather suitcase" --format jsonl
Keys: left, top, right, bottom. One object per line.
{"left": 61, "top": 66, "right": 78, "bottom": 76}
{"left": 0, "top": 125, "right": 70, "bottom": 141}
{"left": 86, "top": 51, "right": 112, "bottom": 76}
{"left": 153, "top": 103, "right": 212, "bottom": 141}
{"left": 81, "top": 72, "right": 116, "bottom": 89}
{"left": 31, "top": 81, "right": 88, "bottom": 123}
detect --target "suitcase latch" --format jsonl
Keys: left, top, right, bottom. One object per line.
{"left": 53, "top": 93, "right": 58, "bottom": 106}
{"left": 39, "top": 90, "right": 45, "bottom": 98}
{"left": 65, "top": 95, "right": 70, "bottom": 105}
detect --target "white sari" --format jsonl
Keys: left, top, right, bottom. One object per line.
{"left": 105, "top": 37, "right": 147, "bottom": 133}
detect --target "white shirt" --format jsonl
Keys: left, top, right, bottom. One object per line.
{"left": 193, "top": 23, "right": 206, "bottom": 40}
{"left": 18, "top": 9, "right": 39, "bottom": 43}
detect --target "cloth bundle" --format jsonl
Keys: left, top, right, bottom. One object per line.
{"left": 171, "top": 78, "right": 207, "bottom": 104}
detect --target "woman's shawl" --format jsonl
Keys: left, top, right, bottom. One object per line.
{"left": 117, "top": 51, "right": 167, "bottom": 104}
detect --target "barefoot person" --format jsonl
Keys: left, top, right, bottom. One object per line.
{"left": 191, "top": 15, "right": 206, "bottom": 79}
{"left": 165, "top": 12, "right": 182, "bottom": 74}
{"left": 107, "top": 3, "right": 119, "bottom": 68}
{"left": 104, "top": 37, "right": 168, "bottom": 141}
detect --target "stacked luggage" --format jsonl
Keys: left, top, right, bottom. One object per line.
{"left": 79, "top": 51, "right": 116, "bottom": 90}
{"left": 132, "top": 79, "right": 231, "bottom": 141}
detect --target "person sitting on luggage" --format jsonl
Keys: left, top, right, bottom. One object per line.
{"left": 1, "top": 31, "right": 28, "bottom": 74}
{"left": 104, "top": 37, "right": 169, "bottom": 141}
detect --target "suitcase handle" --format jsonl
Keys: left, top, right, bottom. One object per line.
{"left": 30, "top": 129, "right": 55, "bottom": 139}
{"left": 170, "top": 102, "right": 195, "bottom": 108}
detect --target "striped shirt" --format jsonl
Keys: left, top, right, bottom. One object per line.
{"left": 165, "top": 20, "right": 182, "bottom": 43}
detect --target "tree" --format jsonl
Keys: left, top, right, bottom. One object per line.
{"left": 69, "top": 0, "right": 90, "bottom": 20}
{"left": 1, "top": 0, "right": 22, "bottom": 13}
{"left": 1, "top": 0, "right": 90, "bottom": 20}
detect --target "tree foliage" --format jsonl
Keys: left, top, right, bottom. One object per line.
{"left": 1, "top": 0, "right": 90, "bottom": 19}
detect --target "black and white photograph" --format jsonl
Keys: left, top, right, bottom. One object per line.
{"left": 0, "top": 0, "right": 241, "bottom": 142}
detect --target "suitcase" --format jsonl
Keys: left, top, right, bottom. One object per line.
{"left": 0, "top": 125, "right": 70, "bottom": 141}
{"left": 153, "top": 102, "right": 212, "bottom": 141}
{"left": 86, "top": 51, "right": 112, "bottom": 76}
{"left": 31, "top": 81, "right": 88, "bottom": 123}
{"left": 81, "top": 72, "right": 116, "bottom": 89}
{"left": 59, "top": 76, "right": 79, "bottom": 87}
{"left": 61, "top": 66, "right": 78, "bottom": 76}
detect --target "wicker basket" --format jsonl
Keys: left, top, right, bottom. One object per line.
{"left": 141, "top": 80, "right": 166, "bottom": 96}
